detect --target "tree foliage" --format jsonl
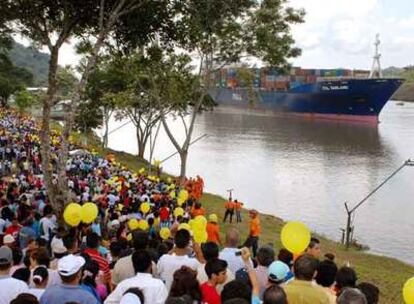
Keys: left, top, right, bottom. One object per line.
{"left": 0, "top": 51, "right": 33, "bottom": 105}
{"left": 9, "top": 41, "right": 50, "bottom": 85}
{"left": 14, "top": 89, "right": 34, "bottom": 111}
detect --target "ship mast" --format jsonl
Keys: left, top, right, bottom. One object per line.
{"left": 369, "top": 34, "right": 382, "bottom": 78}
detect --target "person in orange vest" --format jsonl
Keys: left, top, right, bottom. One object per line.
{"left": 206, "top": 214, "right": 221, "bottom": 245}
{"left": 223, "top": 199, "right": 235, "bottom": 223}
{"left": 243, "top": 209, "right": 261, "bottom": 257}
{"left": 191, "top": 202, "right": 206, "bottom": 217}
{"left": 234, "top": 199, "right": 243, "bottom": 223}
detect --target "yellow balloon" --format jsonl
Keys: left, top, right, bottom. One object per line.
{"left": 63, "top": 203, "right": 82, "bottom": 227}
{"left": 126, "top": 233, "right": 132, "bottom": 241}
{"left": 138, "top": 220, "right": 149, "bottom": 231}
{"left": 81, "top": 202, "right": 98, "bottom": 224}
{"left": 159, "top": 227, "right": 171, "bottom": 240}
{"left": 188, "top": 219, "right": 195, "bottom": 230}
{"left": 193, "top": 230, "right": 208, "bottom": 243}
{"left": 167, "top": 177, "right": 172, "bottom": 184}
{"left": 193, "top": 215, "right": 207, "bottom": 230}
{"left": 403, "top": 277, "right": 414, "bottom": 304}
{"left": 174, "top": 207, "right": 184, "bottom": 218}
{"left": 178, "top": 190, "right": 189, "bottom": 201}
{"left": 138, "top": 168, "right": 145, "bottom": 174}
{"left": 177, "top": 197, "right": 185, "bottom": 206}
{"left": 128, "top": 219, "right": 139, "bottom": 231}
{"left": 140, "top": 202, "right": 150, "bottom": 214}
{"left": 170, "top": 191, "right": 176, "bottom": 199}
{"left": 280, "top": 221, "right": 311, "bottom": 254}
{"left": 153, "top": 159, "right": 161, "bottom": 167}
{"left": 178, "top": 223, "right": 191, "bottom": 232}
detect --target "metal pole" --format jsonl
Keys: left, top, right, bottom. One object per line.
{"left": 107, "top": 120, "right": 133, "bottom": 136}
{"left": 344, "top": 160, "right": 411, "bottom": 248}
{"left": 160, "top": 133, "right": 208, "bottom": 164}
{"left": 349, "top": 161, "right": 408, "bottom": 214}
{"left": 344, "top": 202, "right": 351, "bottom": 248}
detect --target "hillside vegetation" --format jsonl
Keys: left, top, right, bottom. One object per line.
{"left": 8, "top": 41, "right": 49, "bottom": 86}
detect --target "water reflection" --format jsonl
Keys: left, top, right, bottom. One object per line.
{"left": 106, "top": 101, "right": 414, "bottom": 264}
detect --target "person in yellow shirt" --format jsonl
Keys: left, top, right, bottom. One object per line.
{"left": 243, "top": 209, "right": 260, "bottom": 257}
{"left": 283, "top": 254, "right": 330, "bottom": 304}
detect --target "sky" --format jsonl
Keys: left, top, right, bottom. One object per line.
{"left": 289, "top": 0, "right": 414, "bottom": 69}
{"left": 15, "top": 0, "right": 414, "bottom": 70}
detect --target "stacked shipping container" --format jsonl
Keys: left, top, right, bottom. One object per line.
{"left": 212, "top": 68, "right": 370, "bottom": 90}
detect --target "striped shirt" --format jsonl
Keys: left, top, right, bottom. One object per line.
{"left": 84, "top": 248, "right": 111, "bottom": 284}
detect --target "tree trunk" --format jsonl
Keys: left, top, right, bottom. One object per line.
{"left": 103, "top": 114, "right": 109, "bottom": 148}
{"left": 136, "top": 128, "right": 146, "bottom": 158}
{"left": 179, "top": 150, "right": 188, "bottom": 185}
{"left": 40, "top": 46, "right": 63, "bottom": 215}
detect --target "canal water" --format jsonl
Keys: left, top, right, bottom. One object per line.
{"left": 104, "top": 101, "right": 414, "bottom": 265}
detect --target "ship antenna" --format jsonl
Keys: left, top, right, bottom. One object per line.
{"left": 369, "top": 33, "right": 382, "bottom": 78}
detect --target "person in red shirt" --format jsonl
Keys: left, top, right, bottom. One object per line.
{"left": 83, "top": 232, "right": 112, "bottom": 292}
{"left": 5, "top": 218, "right": 21, "bottom": 241}
{"left": 206, "top": 214, "right": 221, "bottom": 245}
{"left": 159, "top": 201, "right": 170, "bottom": 223}
{"left": 200, "top": 258, "right": 228, "bottom": 304}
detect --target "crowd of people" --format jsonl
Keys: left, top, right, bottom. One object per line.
{"left": 0, "top": 108, "right": 381, "bottom": 304}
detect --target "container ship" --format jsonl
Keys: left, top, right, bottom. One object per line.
{"left": 209, "top": 36, "right": 404, "bottom": 123}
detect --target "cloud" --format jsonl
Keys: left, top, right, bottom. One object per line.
{"left": 288, "top": 0, "right": 414, "bottom": 69}
{"left": 399, "top": 16, "right": 414, "bottom": 29}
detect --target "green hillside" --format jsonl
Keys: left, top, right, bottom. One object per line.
{"left": 8, "top": 41, "right": 49, "bottom": 86}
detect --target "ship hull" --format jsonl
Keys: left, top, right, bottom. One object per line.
{"left": 209, "top": 78, "right": 404, "bottom": 123}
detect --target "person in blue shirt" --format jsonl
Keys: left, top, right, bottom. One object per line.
{"left": 40, "top": 254, "right": 99, "bottom": 304}
{"left": 19, "top": 218, "right": 37, "bottom": 250}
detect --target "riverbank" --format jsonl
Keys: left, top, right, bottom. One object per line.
{"left": 393, "top": 82, "right": 414, "bottom": 101}
{"left": 73, "top": 131, "right": 414, "bottom": 304}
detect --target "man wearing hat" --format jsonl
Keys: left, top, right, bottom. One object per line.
{"left": 0, "top": 246, "right": 28, "bottom": 304}
{"left": 3, "top": 234, "right": 15, "bottom": 248}
{"left": 40, "top": 254, "right": 99, "bottom": 304}
{"left": 206, "top": 214, "right": 221, "bottom": 245}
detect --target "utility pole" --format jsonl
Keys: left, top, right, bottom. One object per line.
{"left": 344, "top": 159, "right": 414, "bottom": 248}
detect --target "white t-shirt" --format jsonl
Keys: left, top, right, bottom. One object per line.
{"left": 28, "top": 288, "right": 45, "bottom": 300}
{"left": 219, "top": 247, "right": 253, "bottom": 274}
{"left": 39, "top": 217, "right": 56, "bottom": 241}
{"left": 0, "top": 218, "right": 6, "bottom": 235}
{"left": 157, "top": 254, "right": 200, "bottom": 291}
{"left": 105, "top": 273, "right": 167, "bottom": 304}
{"left": 0, "top": 275, "right": 29, "bottom": 304}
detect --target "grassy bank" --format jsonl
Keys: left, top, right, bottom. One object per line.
{"left": 73, "top": 131, "right": 413, "bottom": 303}
{"left": 393, "top": 82, "right": 414, "bottom": 102}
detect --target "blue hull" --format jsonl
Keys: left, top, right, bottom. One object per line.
{"left": 209, "top": 78, "right": 404, "bottom": 122}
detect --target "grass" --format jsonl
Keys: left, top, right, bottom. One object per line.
{"left": 70, "top": 131, "right": 414, "bottom": 303}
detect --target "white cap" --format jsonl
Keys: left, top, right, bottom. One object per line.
{"left": 120, "top": 293, "right": 141, "bottom": 304}
{"left": 3, "top": 234, "right": 14, "bottom": 244}
{"left": 57, "top": 254, "right": 85, "bottom": 276}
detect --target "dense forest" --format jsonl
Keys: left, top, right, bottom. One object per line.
{"left": 9, "top": 41, "right": 49, "bottom": 86}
